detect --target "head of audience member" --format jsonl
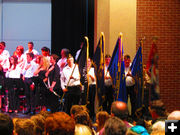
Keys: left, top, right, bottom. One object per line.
{"left": 30, "top": 114, "right": 45, "bottom": 135}
{"left": 50, "top": 54, "right": 59, "bottom": 65}
{"left": 74, "top": 110, "right": 92, "bottom": 129}
{"left": 9, "top": 56, "right": 18, "bottom": 69}
{"left": 28, "top": 42, "right": 34, "bottom": 51}
{"left": 130, "top": 125, "right": 149, "bottom": 135}
{"left": 61, "top": 48, "right": 70, "bottom": 59}
{"left": 75, "top": 124, "right": 93, "bottom": 135}
{"left": 45, "top": 112, "right": 75, "bottom": 135}
{"left": 14, "top": 118, "right": 35, "bottom": 135}
{"left": 70, "top": 105, "right": 88, "bottom": 119}
{"left": 167, "top": 110, "right": 180, "bottom": 120}
{"left": 67, "top": 54, "right": 74, "bottom": 67}
{"left": 96, "top": 111, "right": 110, "bottom": 132}
{"left": 105, "top": 54, "right": 111, "bottom": 66}
{"left": 151, "top": 121, "right": 165, "bottom": 133}
{"left": 124, "top": 54, "right": 131, "bottom": 68}
{"left": 14, "top": 45, "right": 24, "bottom": 56}
{"left": 41, "top": 47, "right": 49, "bottom": 57}
{"left": 111, "top": 101, "right": 129, "bottom": 121}
{"left": 26, "top": 52, "right": 34, "bottom": 63}
{"left": 104, "top": 117, "right": 127, "bottom": 135}
{"left": 38, "top": 110, "right": 51, "bottom": 119}
{"left": 0, "top": 113, "right": 14, "bottom": 135}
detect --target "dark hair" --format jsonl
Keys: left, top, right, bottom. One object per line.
{"left": 27, "top": 52, "right": 34, "bottom": 59}
{"left": 61, "top": 48, "right": 70, "bottom": 57}
{"left": 104, "top": 117, "right": 127, "bottom": 135}
{"left": 0, "top": 41, "right": 6, "bottom": 47}
{"left": 51, "top": 54, "right": 59, "bottom": 62}
{"left": 41, "top": 46, "right": 49, "bottom": 52}
{"left": 124, "top": 54, "right": 131, "bottom": 59}
{"left": 105, "top": 54, "right": 111, "bottom": 58}
{"left": 28, "top": 42, "right": 34, "bottom": 46}
{"left": 9, "top": 56, "right": 18, "bottom": 70}
{"left": 0, "top": 113, "right": 14, "bottom": 135}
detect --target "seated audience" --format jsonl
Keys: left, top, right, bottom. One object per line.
{"left": 45, "top": 112, "right": 75, "bottom": 135}
{"left": 75, "top": 124, "right": 95, "bottom": 135}
{"left": 104, "top": 117, "right": 127, "bottom": 135}
{"left": 0, "top": 113, "right": 14, "bottom": 135}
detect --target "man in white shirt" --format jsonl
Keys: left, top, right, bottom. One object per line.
{"left": 124, "top": 54, "right": 136, "bottom": 120}
{"left": 0, "top": 42, "right": 10, "bottom": 72}
{"left": 24, "top": 42, "right": 39, "bottom": 58}
{"left": 61, "top": 54, "right": 81, "bottom": 114}
{"left": 22, "top": 52, "right": 38, "bottom": 114}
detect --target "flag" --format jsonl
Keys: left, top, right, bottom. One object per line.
{"left": 146, "top": 42, "right": 160, "bottom": 103}
{"left": 93, "top": 33, "right": 105, "bottom": 110}
{"left": 76, "top": 37, "right": 89, "bottom": 85}
{"left": 108, "top": 37, "right": 127, "bottom": 102}
{"left": 130, "top": 46, "right": 143, "bottom": 111}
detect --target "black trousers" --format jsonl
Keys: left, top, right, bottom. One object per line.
{"left": 102, "top": 85, "right": 114, "bottom": 114}
{"left": 64, "top": 85, "right": 81, "bottom": 115}
{"left": 126, "top": 85, "right": 136, "bottom": 118}
{"left": 24, "top": 78, "right": 35, "bottom": 112}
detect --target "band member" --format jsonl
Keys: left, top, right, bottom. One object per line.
{"left": 103, "top": 54, "right": 114, "bottom": 113}
{"left": 22, "top": 53, "right": 38, "bottom": 114}
{"left": 33, "top": 55, "right": 50, "bottom": 110}
{"left": 45, "top": 54, "right": 60, "bottom": 113}
{"left": 86, "top": 58, "right": 96, "bottom": 120}
{"left": 6, "top": 56, "right": 22, "bottom": 113}
{"left": 61, "top": 54, "right": 81, "bottom": 114}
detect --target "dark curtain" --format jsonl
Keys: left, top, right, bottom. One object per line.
{"left": 52, "top": 0, "right": 94, "bottom": 58}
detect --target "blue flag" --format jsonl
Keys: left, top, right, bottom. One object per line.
{"left": 93, "top": 34, "right": 105, "bottom": 108}
{"left": 130, "top": 46, "right": 143, "bottom": 110}
{"left": 108, "top": 37, "right": 127, "bottom": 102}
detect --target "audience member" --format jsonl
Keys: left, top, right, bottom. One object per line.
{"left": 70, "top": 105, "right": 88, "bottom": 119}
{"left": 104, "top": 117, "right": 127, "bottom": 135}
{"left": 14, "top": 118, "right": 35, "bottom": 135}
{"left": 75, "top": 124, "right": 94, "bottom": 135}
{"left": 45, "top": 112, "right": 75, "bottom": 135}
{"left": 95, "top": 111, "right": 110, "bottom": 132}
{"left": 167, "top": 110, "right": 180, "bottom": 120}
{"left": 0, "top": 113, "right": 14, "bottom": 135}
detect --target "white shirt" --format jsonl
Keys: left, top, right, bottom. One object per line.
{"left": 88, "top": 67, "right": 96, "bottom": 85}
{"left": 61, "top": 64, "right": 81, "bottom": 90}
{"left": 105, "top": 66, "right": 113, "bottom": 86}
{"left": 22, "top": 60, "right": 38, "bottom": 78}
{"left": 0, "top": 50, "right": 10, "bottom": 71}
{"left": 24, "top": 49, "right": 39, "bottom": 56}
{"left": 57, "top": 57, "right": 67, "bottom": 74}
{"left": 75, "top": 49, "right": 81, "bottom": 61}
{"left": 6, "top": 65, "right": 21, "bottom": 78}
{"left": 125, "top": 65, "right": 135, "bottom": 86}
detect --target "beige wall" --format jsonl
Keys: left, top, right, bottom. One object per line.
{"left": 96, "top": 0, "right": 136, "bottom": 59}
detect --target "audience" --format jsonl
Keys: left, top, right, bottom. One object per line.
{"left": 104, "top": 117, "right": 127, "bottom": 135}
{"left": 167, "top": 110, "right": 180, "bottom": 120}
{"left": 0, "top": 113, "right": 14, "bottom": 135}
{"left": 45, "top": 112, "right": 75, "bottom": 135}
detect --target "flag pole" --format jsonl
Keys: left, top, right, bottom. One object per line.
{"left": 116, "top": 32, "right": 123, "bottom": 100}
{"left": 84, "top": 36, "right": 90, "bottom": 105}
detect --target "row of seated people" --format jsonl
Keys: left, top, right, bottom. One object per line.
{"left": 0, "top": 101, "right": 179, "bottom": 135}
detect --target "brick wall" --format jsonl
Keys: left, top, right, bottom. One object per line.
{"left": 137, "top": 0, "right": 180, "bottom": 112}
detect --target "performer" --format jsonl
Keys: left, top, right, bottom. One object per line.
{"left": 0, "top": 42, "right": 10, "bottom": 72}
{"left": 57, "top": 48, "right": 70, "bottom": 75}
{"left": 33, "top": 55, "right": 50, "bottom": 110}
{"left": 103, "top": 54, "right": 114, "bottom": 114}
{"left": 24, "top": 42, "right": 39, "bottom": 58}
{"left": 22, "top": 52, "right": 38, "bottom": 114}
{"left": 6, "top": 56, "right": 22, "bottom": 113}
{"left": 61, "top": 54, "right": 81, "bottom": 114}
{"left": 124, "top": 54, "right": 136, "bottom": 119}
{"left": 86, "top": 58, "right": 96, "bottom": 120}
{"left": 45, "top": 54, "right": 60, "bottom": 113}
